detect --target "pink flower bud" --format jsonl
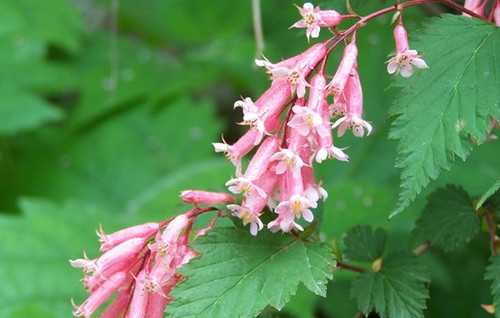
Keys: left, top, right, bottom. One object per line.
{"left": 292, "top": 3, "right": 347, "bottom": 40}
{"left": 180, "top": 190, "right": 234, "bottom": 205}
{"left": 97, "top": 222, "right": 160, "bottom": 251}
{"left": 328, "top": 40, "right": 358, "bottom": 96}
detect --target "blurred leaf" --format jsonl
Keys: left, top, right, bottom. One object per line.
{"left": 0, "top": 198, "right": 108, "bottom": 318}
{"left": 413, "top": 185, "right": 480, "bottom": 251}
{"left": 0, "top": 87, "right": 63, "bottom": 135}
{"left": 0, "top": 98, "right": 223, "bottom": 212}
{"left": 476, "top": 178, "right": 500, "bottom": 210}
{"left": 118, "top": 0, "right": 251, "bottom": 45}
{"left": 485, "top": 255, "right": 500, "bottom": 318}
{"left": 350, "top": 251, "right": 430, "bottom": 318}
{"left": 343, "top": 225, "right": 387, "bottom": 262}
{"left": 0, "top": 0, "right": 82, "bottom": 53}
{"left": 389, "top": 15, "right": 500, "bottom": 216}
{"left": 167, "top": 227, "right": 335, "bottom": 318}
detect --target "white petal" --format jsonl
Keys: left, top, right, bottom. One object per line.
{"left": 412, "top": 58, "right": 428, "bottom": 69}
{"left": 400, "top": 66, "right": 413, "bottom": 78}
{"left": 387, "top": 60, "right": 398, "bottom": 74}
{"left": 302, "top": 209, "right": 314, "bottom": 222}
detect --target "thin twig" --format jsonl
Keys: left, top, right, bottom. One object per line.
{"left": 337, "top": 260, "right": 368, "bottom": 272}
{"left": 413, "top": 241, "right": 431, "bottom": 256}
{"left": 485, "top": 209, "right": 498, "bottom": 255}
{"left": 252, "top": 0, "right": 265, "bottom": 58}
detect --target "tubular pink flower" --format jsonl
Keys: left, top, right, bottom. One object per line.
{"left": 387, "top": 23, "right": 428, "bottom": 78}
{"left": 212, "top": 127, "right": 262, "bottom": 172}
{"left": 228, "top": 164, "right": 279, "bottom": 235}
{"left": 225, "top": 135, "right": 279, "bottom": 198}
{"left": 256, "top": 42, "right": 327, "bottom": 97}
{"left": 98, "top": 289, "right": 131, "bottom": 318}
{"left": 97, "top": 222, "right": 160, "bottom": 251}
{"left": 291, "top": 2, "right": 345, "bottom": 40}
{"left": 242, "top": 135, "right": 280, "bottom": 181}
{"left": 332, "top": 66, "right": 372, "bottom": 138}
{"left": 302, "top": 166, "right": 328, "bottom": 202}
{"left": 234, "top": 97, "right": 267, "bottom": 142}
{"left": 179, "top": 190, "right": 234, "bottom": 206}
{"left": 73, "top": 271, "right": 127, "bottom": 317}
{"left": 327, "top": 40, "right": 358, "bottom": 96}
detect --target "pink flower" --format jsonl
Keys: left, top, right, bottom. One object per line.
{"left": 256, "top": 42, "right": 327, "bottom": 97}
{"left": 225, "top": 177, "right": 266, "bottom": 197}
{"left": 387, "top": 23, "right": 428, "bottom": 78}
{"left": 332, "top": 66, "right": 372, "bottom": 138}
{"left": 268, "top": 194, "right": 317, "bottom": 232}
{"left": 97, "top": 222, "right": 160, "bottom": 251}
{"left": 227, "top": 164, "right": 279, "bottom": 235}
{"left": 287, "top": 105, "right": 329, "bottom": 138}
{"left": 213, "top": 127, "right": 262, "bottom": 172}
{"left": 270, "top": 148, "right": 304, "bottom": 178}
{"left": 228, "top": 204, "right": 264, "bottom": 236}
{"left": 179, "top": 190, "right": 234, "bottom": 206}
{"left": 234, "top": 97, "right": 267, "bottom": 142}
{"left": 292, "top": 2, "right": 346, "bottom": 40}
{"left": 327, "top": 40, "right": 358, "bottom": 96}
{"left": 71, "top": 209, "right": 213, "bottom": 317}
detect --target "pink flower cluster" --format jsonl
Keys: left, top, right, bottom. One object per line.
{"left": 213, "top": 2, "right": 432, "bottom": 236}
{"left": 70, "top": 199, "right": 223, "bottom": 318}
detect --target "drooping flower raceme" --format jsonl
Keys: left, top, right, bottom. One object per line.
{"left": 387, "top": 22, "right": 428, "bottom": 78}
{"left": 71, "top": 204, "right": 223, "bottom": 318}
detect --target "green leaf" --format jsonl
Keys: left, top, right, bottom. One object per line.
{"left": 166, "top": 227, "right": 335, "bottom": 318}
{"left": 343, "top": 225, "right": 387, "bottom": 262}
{"left": 412, "top": 185, "right": 480, "bottom": 251}
{"left": 485, "top": 255, "right": 500, "bottom": 318}
{"left": 0, "top": 198, "right": 110, "bottom": 318}
{"left": 476, "top": 178, "right": 500, "bottom": 210}
{"left": 350, "top": 251, "right": 430, "bottom": 318}
{"left": 0, "top": 0, "right": 83, "bottom": 53}
{"left": 0, "top": 87, "right": 63, "bottom": 135}
{"left": 389, "top": 15, "right": 500, "bottom": 216}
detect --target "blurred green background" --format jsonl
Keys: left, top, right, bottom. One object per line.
{"left": 0, "top": 0, "right": 498, "bottom": 317}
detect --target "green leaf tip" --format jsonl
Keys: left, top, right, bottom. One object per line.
{"left": 389, "top": 14, "right": 500, "bottom": 217}
{"left": 476, "top": 178, "right": 500, "bottom": 211}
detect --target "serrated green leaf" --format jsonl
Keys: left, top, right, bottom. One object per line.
{"left": 0, "top": 86, "right": 63, "bottom": 135}
{"left": 166, "top": 227, "right": 335, "bottom": 318}
{"left": 350, "top": 251, "right": 430, "bottom": 318}
{"left": 413, "top": 185, "right": 480, "bottom": 251}
{"left": 476, "top": 178, "right": 500, "bottom": 210}
{"left": 343, "top": 225, "right": 387, "bottom": 262}
{"left": 389, "top": 15, "right": 500, "bottom": 216}
{"left": 486, "top": 255, "right": 500, "bottom": 318}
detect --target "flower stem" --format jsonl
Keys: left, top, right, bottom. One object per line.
{"left": 485, "top": 208, "right": 498, "bottom": 255}
{"left": 337, "top": 260, "right": 368, "bottom": 272}
{"left": 326, "top": 0, "right": 489, "bottom": 54}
